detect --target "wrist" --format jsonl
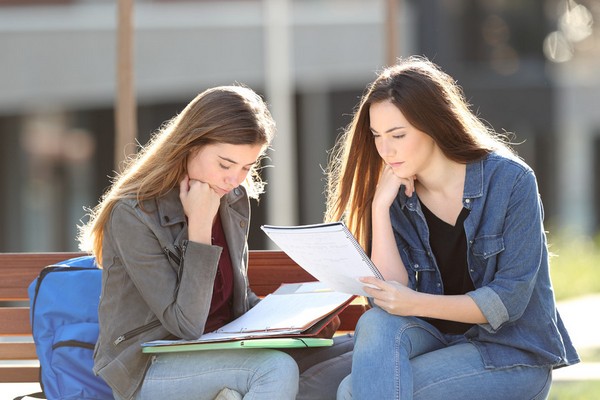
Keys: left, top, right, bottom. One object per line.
{"left": 187, "top": 218, "right": 213, "bottom": 245}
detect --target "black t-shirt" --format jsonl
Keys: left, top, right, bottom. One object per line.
{"left": 421, "top": 202, "right": 475, "bottom": 334}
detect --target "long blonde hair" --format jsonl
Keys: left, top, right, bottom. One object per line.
{"left": 79, "top": 85, "right": 275, "bottom": 264}
{"left": 325, "top": 56, "right": 512, "bottom": 252}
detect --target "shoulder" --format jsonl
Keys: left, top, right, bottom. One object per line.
{"left": 478, "top": 152, "right": 542, "bottom": 210}
{"left": 482, "top": 151, "right": 536, "bottom": 186}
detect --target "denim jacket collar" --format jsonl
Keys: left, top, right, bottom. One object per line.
{"left": 398, "top": 157, "right": 484, "bottom": 211}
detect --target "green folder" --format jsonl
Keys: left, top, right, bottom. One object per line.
{"left": 142, "top": 337, "right": 333, "bottom": 354}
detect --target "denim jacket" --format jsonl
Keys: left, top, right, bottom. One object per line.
{"left": 390, "top": 152, "right": 579, "bottom": 369}
{"left": 93, "top": 187, "right": 260, "bottom": 399}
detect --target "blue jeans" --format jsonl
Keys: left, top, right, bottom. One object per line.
{"left": 132, "top": 349, "right": 298, "bottom": 400}
{"left": 337, "top": 307, "right": 552, "bottom": 400}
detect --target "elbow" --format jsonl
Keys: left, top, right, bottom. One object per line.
{"left": 467, "top": 287, "right": 509, "bottom": 331}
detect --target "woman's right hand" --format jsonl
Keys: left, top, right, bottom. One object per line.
{"left": 179, "top": 175, "right": 220, "bottom": 244}
{"left": 373, "top": 165, "right": 415, "bottom": 210}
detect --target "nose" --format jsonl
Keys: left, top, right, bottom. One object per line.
{"left": 225, "top": 169, "right": 248, "bottom": 188}
{"left": 377, "top": 137, "right": 395, "bottom": 158}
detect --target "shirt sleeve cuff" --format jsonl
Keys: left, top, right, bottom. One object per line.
{"left": 467, "top": 286, "right": 509, "bottom": 332}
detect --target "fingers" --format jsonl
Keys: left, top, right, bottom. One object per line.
{"left": 179, "top": 175, "right": 190, "bottom": 198}
{"left": 403, "top": 176, "right": 416, "bottom": 197}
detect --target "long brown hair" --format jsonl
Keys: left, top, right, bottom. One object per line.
{"left": 325, "top": 56, "right": 512, "bottom": 251}
{"left": 79, "top": 85, "right": 275, "bottom": 264}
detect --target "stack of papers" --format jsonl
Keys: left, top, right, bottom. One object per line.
{"left": 142, "top": 282, "right": 354, "bottom": 352}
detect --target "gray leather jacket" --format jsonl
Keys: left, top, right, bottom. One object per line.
{"left": 93, "top": 187, "right": 260, "bottom": 399}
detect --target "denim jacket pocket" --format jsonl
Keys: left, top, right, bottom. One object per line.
{"left": 401, "top": 247, "right": 434, "bottom": 290}
{"left": 471, "top": 234, "right": 505, "bottom": 258}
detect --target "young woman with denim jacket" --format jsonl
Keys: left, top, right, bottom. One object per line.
{"left": 79, "top": 86, "right": 352, "bottom": 400}
{"left": 326, "top": 57, "right": 579, "bottom": 400}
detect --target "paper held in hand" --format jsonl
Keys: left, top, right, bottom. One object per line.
{"left": 261, "top": 221, "right": 384, "bottom": 297}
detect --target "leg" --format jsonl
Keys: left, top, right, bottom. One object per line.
{"left": 284, "top": 334, "right": 354, "bottom": 400}
{"left": 412, "top": 342, "right": 552, "bottom": 400}
{"left": 349, "top": 307, "right": 446, "bottom": 400}
{"left": 135, "top": 349, "right": 299, "bottom": 400}
{"left": 336, "top": 374, "right": 352, "bottom": 400}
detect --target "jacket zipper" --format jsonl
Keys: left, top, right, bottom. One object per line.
{"left": 113, "top": 319, "right": 162, "bottom": 346}
{"left": 163, "top": 246, "right": 181, "bottom": 265}
{"left": 163, "top": 241, "right": 188, "bottom": 265}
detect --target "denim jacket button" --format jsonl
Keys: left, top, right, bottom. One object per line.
{"left": 465, "top": 199, "right": 471, "bottom": 203}
{"left": 414, "top": 264, "right": 419, "bottom": 269}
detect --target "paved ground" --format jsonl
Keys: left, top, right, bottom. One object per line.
{"left": 552, "top": 293, "right": 600, "bottom": 381}
{"left": 2, "top": 295, "right": 599, "bottom": 398}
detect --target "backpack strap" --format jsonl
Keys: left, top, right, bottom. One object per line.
{"left": 13, "top": 392, "right": 45, "bottom": 400}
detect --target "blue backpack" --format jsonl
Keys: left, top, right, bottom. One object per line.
{"left": 25, "top": 256, "right": 113, "bottom": 400}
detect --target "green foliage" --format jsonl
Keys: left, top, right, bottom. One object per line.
{"left": 547, "top": 231, "right": 600, "bottom": 301}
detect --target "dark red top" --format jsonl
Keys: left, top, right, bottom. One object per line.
{"left": 203, "top": 213, "right": 234, "bottom": 333}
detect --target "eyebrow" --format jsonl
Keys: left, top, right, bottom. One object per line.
{"left": 370, "top": 126, "right": 406, "bottom": 134}
{"left": 218, "top": 155, "right": 256, "bottom": 167}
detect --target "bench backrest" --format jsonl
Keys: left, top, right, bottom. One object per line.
{"left": 0, "top": 251, "right": 366, "bottom": 383}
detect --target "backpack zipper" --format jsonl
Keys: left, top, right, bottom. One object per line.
{"left": 52, "top": 339, "right": 95, "bottom": 350}
{"left": 113, "top": 319, "right": 162, "bottom": 346}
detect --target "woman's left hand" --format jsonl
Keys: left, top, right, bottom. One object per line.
{"left": 360, "top": 276, "right": 419, "bottom": 316}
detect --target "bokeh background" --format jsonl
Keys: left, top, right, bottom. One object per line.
{"left": 0, "top": 0, "right": 598, "bottom": 396}
{"left": 1, "top": 0, "right": 599, "bottom": 253}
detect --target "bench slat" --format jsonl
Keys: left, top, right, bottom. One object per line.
{"left": 0, "top": 342, "right": 37, "bottom": 360}
{"left": 0, "top": 365, "right": 40, "bottom": 383}
{"left": 0, "top": 308, "right": 31, "bottom": 336}
{"left": 0, "top": 252, "right": 87, "bottom": 300}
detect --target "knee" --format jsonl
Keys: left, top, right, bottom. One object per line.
{"left": 336, "top": 374, "right": 352, "bottom": 400}
{"left": 354, "top": 308, "right": 418, "bottom": 348}
{"left": 268, "top": 352, "right": 300, "bottom": 384}
{"left": 354, "top": 307, "right": 393, "bottom": 339}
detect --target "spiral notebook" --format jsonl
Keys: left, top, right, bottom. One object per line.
{"left": 261, "top": 222, "right": 383, "bottom": 297}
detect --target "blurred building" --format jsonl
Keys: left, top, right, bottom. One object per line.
{"left": 0, "top": 0, "right": 598, "bottom": 251}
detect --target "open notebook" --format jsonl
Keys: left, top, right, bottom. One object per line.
{"left": 142, "top": 281, "right": 354, "bottom": 351}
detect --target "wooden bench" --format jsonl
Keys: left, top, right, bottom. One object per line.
{"left": 0, "top": 251, "right": 367, "bottom": 383}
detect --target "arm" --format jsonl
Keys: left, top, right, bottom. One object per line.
{"left": 363, "top": 169, "right": 545, "bottom": 328}
{"left": 108, "top": 202, "right": 221, "bottom": 339}
{"left": 361, "top": 277, "right": 487, "bottom": 324}
{"left": 371, "top": 165, "right": 414, "bottom": 284}
{"left": 467, "top": 170, "right": 546, "bottom": 331}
